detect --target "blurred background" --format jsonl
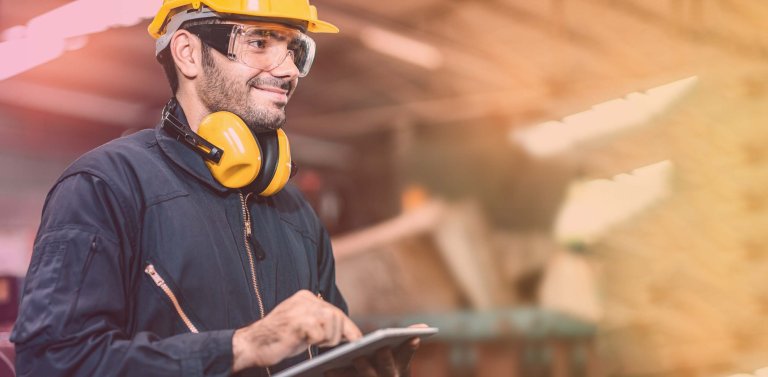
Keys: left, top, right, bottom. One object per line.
{"left": 3, "top": 0, "right": 768, "bottom": 376}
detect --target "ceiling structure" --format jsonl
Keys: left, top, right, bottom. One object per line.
{"left": 3, "top": 0, "right": 767, "bottom": 150}
{"left": 2, "top": 0, "right": 768, "bottom": 230}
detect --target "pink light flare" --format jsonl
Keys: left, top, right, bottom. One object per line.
{"left": 0, "top": 0, "right": 157, "bottom": 80}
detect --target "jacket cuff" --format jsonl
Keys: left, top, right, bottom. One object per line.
{"left": 179, "top": 329, "right": 236, "bottom": 377}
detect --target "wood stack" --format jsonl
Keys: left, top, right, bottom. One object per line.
{"left": 580, "top": 67, "right": 768, "bottom": 376}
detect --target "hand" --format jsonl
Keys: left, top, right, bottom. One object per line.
{"left": 232, "top": 290, "right": 362, "bottom": 373}
{"left": 324, "top": 324, "right": 429, "bottom": 377}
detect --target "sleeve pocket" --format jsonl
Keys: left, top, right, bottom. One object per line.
{"left": 12, "top": 228, "right": 97, "bottom": 345}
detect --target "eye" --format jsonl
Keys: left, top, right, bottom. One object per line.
{"left": 244, "top": 30, "right": 274, "bottom": 48}
{"left": 248, "top": 38, "right": 268, "bottom": 49}
{"left": 243, "top": 29, "right": 292, "bottom": 50}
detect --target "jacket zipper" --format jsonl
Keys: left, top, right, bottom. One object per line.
{"left": 145, "top": 264, "right": 199, "bottom": 333}
{"left": 239, "top": 192, "right": 271, "bottom": 376}
{"left": 240, "top": 192, "right": 267, "bottom": 317}
{"left": 239, "top": 193, "right": 315, "bottom": 368}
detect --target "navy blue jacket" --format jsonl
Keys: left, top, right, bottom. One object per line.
{"left": 11, "top": 118, "right": 347, "bottom": 377}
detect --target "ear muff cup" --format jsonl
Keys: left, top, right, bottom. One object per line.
{"left": 197, "top": 112, "right": 263, "bottom": 189}
{"left": 250, "top": 130, "right": 278, "bottom": 194}
{"left": 255, "top": 129, "right": 292, "bottom": 196}
{"left": 194, "top": 111, "right": 292, "bottom": 195}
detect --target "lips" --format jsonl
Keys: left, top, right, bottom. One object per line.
{"left": 254, "top": 86, "right": 288, "bottom": 95}
{"left": 252, "top": 86, "right": 289, "bottom": 103}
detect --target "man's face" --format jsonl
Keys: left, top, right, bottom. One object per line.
{"left": 196, "top": 21, "right": 301, "bottom": 133}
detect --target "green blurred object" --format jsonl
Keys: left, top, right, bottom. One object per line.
{"left": 354, "top": 307, "right": 598, "bottom": 377}
{"left": 354, "top": 307, "right": 595, "bottom": 341}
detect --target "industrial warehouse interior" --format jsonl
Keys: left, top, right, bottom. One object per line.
{"left": 3, "top": 0, "right": 768, "bottom": 376}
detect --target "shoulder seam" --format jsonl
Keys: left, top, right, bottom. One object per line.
{"left": 41, "top": 224, "right": 120, "bottom": 245}
{"left": 54, "top": 169, "right": 138, "bottom": 250}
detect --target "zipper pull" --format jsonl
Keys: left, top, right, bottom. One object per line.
{"left": 242, "top": 192, "right": 253, "bottom": 239}
{"left": 252, "top": 237, "right": 267, "bottom": 261}
{"left": 145, "top": 264, "right": 166, "bottom": 287}
{"left": 244, "top": 219, "right": 266, "bottom": 260}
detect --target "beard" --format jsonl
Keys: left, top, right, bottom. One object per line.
{"left": 197, "top": 57, "right": 290, "bottom": 133}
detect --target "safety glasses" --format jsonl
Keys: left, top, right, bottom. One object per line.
{"left": 185, "top": 23, "right": 316, "bottom": 77}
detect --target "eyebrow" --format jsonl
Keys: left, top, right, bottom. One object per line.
{"left": 242, "top": 28, "right": 292, "bottom": 42}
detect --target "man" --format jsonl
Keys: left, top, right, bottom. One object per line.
{"left": 11, "top": 0, "right": 422, "bottom": 376}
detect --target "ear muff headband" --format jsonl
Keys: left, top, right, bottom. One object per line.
{"left": 162, "top": 106, "right": 224, "bottom": 163}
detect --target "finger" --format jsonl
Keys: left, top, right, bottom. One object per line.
{"left": 317, "top": 309, "right": 343, "bottom": 347}
{"left": 394, "top": 339, "right": 419, "bottom": 372}
{"left": 353, "top": 356, "right": 378, "bottom": 377}
{"left": 374, "top": 347, "right": 399, "bottom": 377}
{"left": 302, "top": 318, "right": 328, "bottom": 346}
{"left": 330, "top": 310, "right": 343, "bottom": 345}
{"left": 324, "top": 366, "right": 356, "bottom": 377}
{"left": 321, "top": 307, "right": 336, "bottom": 345}
{"left": 341, "top": 316, "right": 363, "bottom": 341}
{"left": 407, "top": 323, "right": 428, "bottom": 346}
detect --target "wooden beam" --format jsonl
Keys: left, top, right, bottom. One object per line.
{"left": 331, "top": 200, "right": 445, "bottom": 260}
{"left": 431, "top": 200, "right": 512, "bottom": 309}
{"left": 289, "top": 88, "right": 549, "bottom": 137}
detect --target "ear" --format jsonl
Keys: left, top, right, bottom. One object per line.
{"left": 170, "top": 30, "right": 203, "bottom": 80}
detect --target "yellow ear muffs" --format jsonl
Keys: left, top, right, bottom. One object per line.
{"left": 258, "top": 129, "right": 292, "bottom": 196}
{"left": 197, "top": 111, "right": 262, "bottom": 189}
{"left": 161, "top": 98, "right": 293, "bottom": 195}
{"left": 195, "top": 111, "right": 293, "bottom": 195}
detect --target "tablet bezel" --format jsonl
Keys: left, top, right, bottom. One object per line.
{"left": 273, "top": 327, "right": 439, "bottom": 377}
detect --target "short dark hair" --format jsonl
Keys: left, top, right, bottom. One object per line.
{"left": 156, "top": 18, "right": 222, "bottom": 94}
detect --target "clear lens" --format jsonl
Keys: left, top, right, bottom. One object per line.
{"left": 231, "top": 25, "right": 315, "bottom": 77}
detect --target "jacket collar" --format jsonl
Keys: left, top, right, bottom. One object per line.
{"left": 155, "top": 101, "right": 230, "bottom": 194}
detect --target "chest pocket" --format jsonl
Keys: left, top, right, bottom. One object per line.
{"left": 143, "top": 260, "right": 201, "bottom": 333}
{"left": 139, "top": 193, "right": 237, "bottom": 332}
{"left": 249, "top": 206, "right": 318, "bottom": 312}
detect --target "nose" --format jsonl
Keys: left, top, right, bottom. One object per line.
{"left": 268, "top": 50, "right": 300, "bottom": 79}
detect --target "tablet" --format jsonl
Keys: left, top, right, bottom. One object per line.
{"left": 273, "top": 327, "right": 439, "bottom": 377}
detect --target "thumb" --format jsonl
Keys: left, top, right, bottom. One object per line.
{"left": 394, "top": 337, "right": 420, "bottom": 372}
{"left": 407, "top": 323, "right": 429, "bottom": 346}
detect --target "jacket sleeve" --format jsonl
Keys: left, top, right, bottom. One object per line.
{"left": 316, "top": 223, "right": 348, "bottom": 315}
{"left": 11, "top": 173, "right": 234, "bottom": 377}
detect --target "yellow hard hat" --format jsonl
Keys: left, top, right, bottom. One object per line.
{"left": 148, "top": 0, "right": 339, "bottom": 40}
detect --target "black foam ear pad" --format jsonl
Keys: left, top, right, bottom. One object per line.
{"left": 250, "top": 131, "right": 279, "bottom": 194}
